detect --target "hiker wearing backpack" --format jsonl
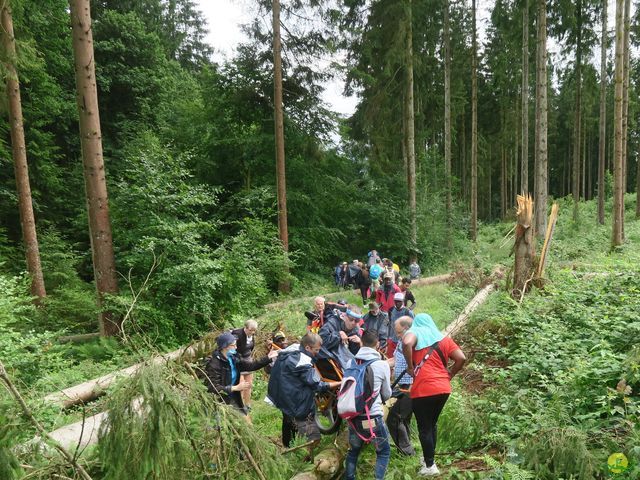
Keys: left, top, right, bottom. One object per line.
{"left": 402, "top": 314, "right": 466, "bottom": 476}
{"left": 369, "top": 259, "right": 384, "bottom": 294}
{"left": 386, "top": 293, "right": 414, "bottom": 357}
{"left": 339, "top": 329, "right": 392, "bottom": 480}
{"left": 267, "top": 333, "right": 341, "bottom": 453}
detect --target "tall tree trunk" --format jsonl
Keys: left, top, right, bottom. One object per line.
{"left": 621, "top": 0, "right": 630, "bottom": 239}
{"left": 470, "top": 0, "right": 478, "bottom": 241}
{"left": 69, "top": 0, "right": 118, "bottom": 335}
{"left": 273, "top": 0, "right": 290, "bottom": 291}
{"left": 501, "top": 147, "right": 507, "bottom": 218}
{"left": 405, "top": 0, "right": 417, "bottom": 252}
{"left": 521, "top": 1, "right": 529, "bottom": 195}
{"left": 2, "top": 4, "right": 46, "bottom": 300}
{"left": 636, "top": 154, "right": 640, "bottom": 219}
{"left": 444, "top": 0, "right": 452, "bottom": 223}
{"left": 572, "top": 0, "right": 582, "bottom": 222}
{"left": 597, "top": 0, "right": 607, "bottom": 224}
{"left": 582, "top": 117, "right": 587, "bottom": 200}
{"left": 612, "top": 0, "right": 624, "bottom": 247}
{"left": 534, "top": 0, "right": 548, "bottom": 238}
{"left": 462, "top": 114, "right": 467, "bottom": 202}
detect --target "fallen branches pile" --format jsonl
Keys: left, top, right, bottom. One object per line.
{"left": 96, "top": 363, "right": 288, "bottom": 480}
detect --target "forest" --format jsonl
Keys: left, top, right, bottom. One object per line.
{"left": 0, "top": 0, "right": 639, "bottom": 478}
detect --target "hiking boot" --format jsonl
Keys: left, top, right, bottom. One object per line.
{"left": 419, "top": 462, "right": 440, "bottom": 476}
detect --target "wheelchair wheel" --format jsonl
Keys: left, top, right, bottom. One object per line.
{"left": 314, "top": 391, "right": 342, "bottom": 434}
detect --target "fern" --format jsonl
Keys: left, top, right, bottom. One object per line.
{"left": 484, "top": 455, "right": 534, "bottom": 480}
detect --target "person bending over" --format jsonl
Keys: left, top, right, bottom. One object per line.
{"left": 402, "top": 314, "right": 466, "bottom": 476}
{"left": 267, "top": 333, "right": 341, "bottom": 456}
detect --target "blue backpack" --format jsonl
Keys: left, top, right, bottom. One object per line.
{"left": 337, "top": 358, "right": 379, "bottom": 441}
{"left": 369, "top": 264, "right": 383, "bottom": 280}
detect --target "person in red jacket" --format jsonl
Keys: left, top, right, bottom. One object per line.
{"left": 375, "top": 273, "right": 401, "bottom": 313}
{"left": 402, "top": 313, "right": 466, "bottom": 476}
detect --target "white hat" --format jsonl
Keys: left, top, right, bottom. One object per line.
{"left": 393, "top": 292, "right": 405, "bottom": 301}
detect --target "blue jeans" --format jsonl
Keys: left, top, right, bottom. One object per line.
{"left": 344, "top": 416, "right": 391, "bottom": 480}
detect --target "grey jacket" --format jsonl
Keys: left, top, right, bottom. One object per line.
{"left": 354, "top": 347, "right": 391, "bottom": 417}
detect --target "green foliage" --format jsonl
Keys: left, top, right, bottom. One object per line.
{"left": 97, "top": 363, "right": 288, "bottom": 480}
{"left": 483, "top": 455, "right": 534, "bottom": 480}
{"left": 0, "top": 414, "right": 23, "bottom": 480}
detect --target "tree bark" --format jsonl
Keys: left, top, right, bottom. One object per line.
{"left": 572, "top": 0, "right": 582, "bottom": 222}
{"left": 444, "top": 0, "right": 452, "bottom": 223}
{"left": 470, "top": 0, "right": 478, "bottom": 241}
{"left": 514, "top": 195, "right": 535, "bottom": 298}
{"left": 621, "top": 0, "right": 630, "bottom": 239}
{"left": 1, "top": 3, "right": 46, "bottom": 300}
{"left": 597, "top": 0, "right": 607, "bottom": 225}
{"left": 69, "top": 0, "right": 118, "bottom": 335}
{"left": 406, "top": 0, "right": 417, "bottom": 251}
{"left": 273, "top": 0, "right": 290, "bottom": 292}
{"left": 612, "top": 0, "right": 624, "bottom": 247}
{"left": 636, "top": 154, "right": 640, "bottom": 219}
{"left": 521, "top": 1, "right": 529, "bottom": 195}
{"left": 501, "top": 147, "right": 507, "bottom": 218}
{"left": 534, "top": 0, "right": 548, "bottom": 238}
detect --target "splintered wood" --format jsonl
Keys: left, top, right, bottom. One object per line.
{"left": 513, "top": 195, "right": 535, "bottom": 298}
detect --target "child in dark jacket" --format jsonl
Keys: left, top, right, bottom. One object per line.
{"left": 204, "top": 332, "right": 277, "bottom": 415}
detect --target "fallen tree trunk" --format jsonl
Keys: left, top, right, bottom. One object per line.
{"left": 44, "top": 336, "right": 216, "bottom": 409}
{"left": 266, "top": 272, "right": 454, "bottom": 310}
{"left": 290, "top": 446, "right": 345, "bottom": 480}
{"left": 444, "top": 282, "right": 496, "bottom": 338}
{"left": 57, "top": 332, "right": 101, "bottom": 344}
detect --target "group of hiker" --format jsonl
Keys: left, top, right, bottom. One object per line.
{"left": 203, "top": 253, "right": 465, "bottom": 478}
{"left": 334, "top": 251, "right": 422, "bottom": 306}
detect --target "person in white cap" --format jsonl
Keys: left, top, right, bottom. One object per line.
{"left": 386, "top": 292, "right": 414, "bottom": 356}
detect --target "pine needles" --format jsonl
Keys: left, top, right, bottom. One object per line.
{"left": 97, "top": 362, "right": 290, "bottom": 480}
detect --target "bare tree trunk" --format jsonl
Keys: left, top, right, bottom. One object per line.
{"left": 612, "top": 0, "right": 624, "bottom": 247}
{"left": 597, "top": 0, "right": 607, "bottom": 224}
{"left": 534, "top": 0, "right": 548, "bottom": 238}
{"left": 69, "top": 0, "right": 118, "bottom": 335}
{"left": 582, "top": 117, "right": 587, "bottom": 200}
{"left": 501, "top": 147, "right": 507, "bottom": 218}
{"left": 471, "top": 0, "right": 478, "bottom": 241}
{"left": 444, "top": 0, "right": 452, "bottom": 223}
{"left": 406, "top": 0, "right": 417, "bottom": 251}
{"left": 462, "top": 114, "right": 467, "bottom": 202}
{"left": 514, "top": 195, "right": 535, "bottom": 298}
{"left": 621, "top": 0, "right": 630, "bottom": 239}
{"left": 521, "top": 1, "right": 529, "bottom": 195}
{"left": 1, "top": 3, "right": 46, "bottom": 300}
{"left": 636, "top": 155, "right": 640, "bottom": 218}
{"left": 572, "top": 0, "right": 582, "bottom": 222}
{"left": 273, "top": 0, "right": 290, "bottom": 292}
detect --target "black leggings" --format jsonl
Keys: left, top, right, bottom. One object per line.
{"left": 412, "top": 394, "right": 450, "bottom": 467}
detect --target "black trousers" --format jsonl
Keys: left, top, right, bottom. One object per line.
{"left": 282, "top": 413, "right": 297, "bottom": 448}
{"left": 387, "top": 390, "right": 415, "bottom": 455}
{"left": 412, "top": 393, "right": 450, "bottom": 467}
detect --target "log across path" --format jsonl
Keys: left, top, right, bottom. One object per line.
{"left": 40, "top": 275, "right": 497, "bottom": 455}
{"left": 264, "top": 272, "right": 454, "bottom": 309}
{"left": 44, "top": 271, "right": 454, "bottom": 409}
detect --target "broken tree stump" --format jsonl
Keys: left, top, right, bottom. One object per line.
{"left": 513, "top": 194, "right": 536, "bottom": 299}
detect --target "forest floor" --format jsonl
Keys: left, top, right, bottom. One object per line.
{"left": 2, "top": 195, "right": 640, "bottom": 480}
